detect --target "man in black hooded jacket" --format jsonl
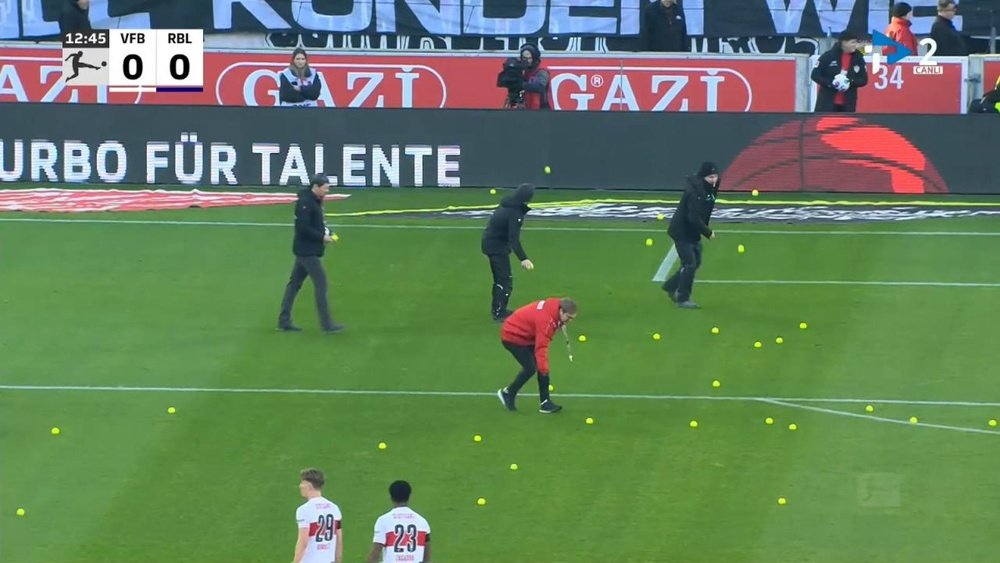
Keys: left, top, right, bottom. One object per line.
{"left": 59, "top": 0, "right": 92, "bottom": 35}
{"left": 662, "top": 162, "right": 720, "bottom": 309}
{"left": 481, "top": 184, "right": 536, "bottom": 321}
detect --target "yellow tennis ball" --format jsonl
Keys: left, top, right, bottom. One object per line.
{"left": 50, "top": 427, "right": 60, "bottom": 436}
{"left": 548, "top": 384, "right": 554, "bottom": 392}
{"left": 377, "top": 442, "right": 387, "bottom": 450}
{"left": 799, "top": 322, "right": 808, "bottom": 330}
{"left": 477, "top": 497, "right": 487, "bottom": 506}
{"left": 909, "top": 416, "right": 918, "bottom": 424}
{"left": 737, "top": 244, "right": 746, "bottom": 254}
{"left": 577, "top": 335, "right": 587, "bottom": 343}
{"left": 167, "top": 406, "right": 176, "bottom": 414}
{"left": 585, "top": 417, "right": 594, "bottom": 425}
{"left": 489, "top": 188, "right": 497, "bottom": 195}
{"left": 473, "top": 434, "right": 482, "bottom": 443}
{"left": 656, "top": 214, "right": 665, "bottom": 221}
{"left": 777, "top": 497, "right": 787, "bottom": 505}
{"left": 788, "top": 423, "right": 798, "bottom": 431}
{"left": 989, "top": 419, "right": 998, "bottom": 428}
{"left": 775, "top": 337, "right": 784, "bottom": 344}
{"left": 652, "top": 333, "right": 661, "bottom": 341}
{"left": 16, "top": 508, "right": 25, "bottom": 516}
{"left": 865, "top": 405, "right": 874, "bottom": 413}
{"left": 752, "top": 189, "right": 760, "bottom": 197}
{"left": 754, "top": 341, "right": 763, "bottom": 349}
{"left": 711, "top": 327, "right": 720, "bottom": 335}
{"left": 509, "top": 463, "right": 518, "bottom": 471}
{"left": 765, "top": 417, "right": 774, "bottom": 425}
{"left": 331, "top": 233, "right": 340, "bottom": 242}
{"left": 711, "top": 380, "right": 721, "bottom": 388}
{"left": 645, "top": 238, "right": 654, "bottom": 247}
{"left": 543, "top": 166, "right": 551, "bottom": 174}
{"left": 689, "top": 420, "right": 699, "bottom": 428}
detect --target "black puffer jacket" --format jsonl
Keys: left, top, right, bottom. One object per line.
{"left": 668, "top": 174, "right": 719, "bottom": 243}
{"left": 481, "top": 183, "right": 534, "bottom": 260}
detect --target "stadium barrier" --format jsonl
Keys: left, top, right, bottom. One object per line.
{"left": 1, "top": 102, "right": 998, "bottom": 193}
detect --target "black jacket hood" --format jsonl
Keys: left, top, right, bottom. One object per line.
{"left": 501, "top": 183, "right": 535, "bottom": 209}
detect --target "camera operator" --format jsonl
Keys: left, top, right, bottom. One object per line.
{"left": 497, "top": 44, "right": 551, "bottom": 110}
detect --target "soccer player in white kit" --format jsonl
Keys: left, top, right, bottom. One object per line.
{"left": 292, "top": 468, "right": 343, "bottom": 563}
{"left": 367, "top": 480, "right": 431, "bottom": 563}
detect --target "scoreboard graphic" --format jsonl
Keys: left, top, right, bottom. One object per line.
{"left": 61, "top": 29, "right": 204, "bottom": 92}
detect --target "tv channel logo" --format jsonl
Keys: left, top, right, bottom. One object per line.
{"left": 867, "top": 30, "right": 941, "bottom": 75}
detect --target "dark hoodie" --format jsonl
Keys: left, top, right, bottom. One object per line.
{"left": 59, "top": 0, "right": 92, "bottom": 35}
{"left": 668, "top": 162, "right": 720, "bottom": 243}
{"left": 481, "top": 183, "right": 534, "bottom": 259}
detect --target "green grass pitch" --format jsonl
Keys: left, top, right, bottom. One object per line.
{"left": 2, "top": 188, "right": 1000, "bottom": 562}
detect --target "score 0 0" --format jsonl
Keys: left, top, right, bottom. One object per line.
{"left": 108, "top": 30, "right": 204, "bottom": 90}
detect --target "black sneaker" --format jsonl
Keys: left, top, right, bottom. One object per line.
{"left": 497, "top": 388, "right": 516, "bottom": 411}
{"left": 277, "top": 325, "right": 303, "bottom": 332}
{"left": 324, "top": 323, "right": 346, "bottom": 334}
{"left": 539, "top": 400, "right": 562, "bottom": 414}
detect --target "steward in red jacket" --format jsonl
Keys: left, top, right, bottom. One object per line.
{"left": 497, "top": 297, "right": 577, "bottom": 413}
{"left": 885, "top": 3, "right": 917, "bottom": 56}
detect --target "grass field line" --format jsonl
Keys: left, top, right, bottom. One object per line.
{"left": 759, "top": 398, "right": 998, "bottom": 436}
{"left": 2, "top": 217, "right": 1000, "bottom": 237}
{"left": 3, "top": 384, "right": 1000, "bottom": 409}
{"left": 698, "top": 280, "right": 1000, "bottom": 288}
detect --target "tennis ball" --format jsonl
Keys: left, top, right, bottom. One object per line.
{"left": 489, "top": 188, "right": 497, "bottom": 195}
{"left": 754, "top": 341, "right": 763, "bottom": 349}
{"left": 167, "top": 406, "right": 176, "bottom": 414}
{"left": 799, "top": 322, "right": 808, "bottom": 330}
{"left": 909, "top": 416, "right": 919, "bottom": 424}
{"left": 865, "top": 405, "right": 875, "bottom": 413}
{"left": 777, "top": 497, "right": 787, "bottom": 505}
{"left": 775, "top": 337, "right": 784, "bottom": 344}
{"left": 50, "top": 427, "right": 60, "bottom": 436}
{"left": 737, "top": 244, "right": 746, "bottom": 254}
{"left": 16, "top": 508, "right": 25, "bottom": 516}
{"left": 689, "top": 420, "right": 699, "bottom": 429}
{"left": 473, "top": 434, "right": 482, "bottom": 443}
{"left": 990, "top": 419, "right": 998, "bottom": 428}
{"left": 332, "top": 233, "right": 340, "bottom": 242}
{"left": 544, "top": 166, "right": 551, "bottom": 174}
{"left": 477, "top": 497, "right": 487, "bottom": 506}
{"left": 548, "top": 384, "right": 554, "bottom": 392}
{"left": 377, "top": 442, "right": 387, "bottom": 450}
{"left": 656, "top": 214, "right": 665, "bottom": 221}
{"left": 711, "top": 380, "right": 721, "bottom": 388}
{"left": 788, "top": 423, "right": 798, "bottom": 431}
{"left": 585, "top": 417, "right": 594, "bottom": 425}
{"left": 509, "top": 463, "right": 518, "bottom": 471}
{"left": 711, "top": 327, "right": 720, "bottom": 335}
{"left": 752, "top": 189, "right": 760, "bottom": 197}
{"left": 765, "top": 417, "right": 774, "bottom": 425}
{"left": 578, "top": 335, "right": 587, "bottom": 343}
{"left": 652, "top": 332, "right": 661, "bottom": 341}
{"left": 645, "top": 238, "right": 654, "bottom": 247}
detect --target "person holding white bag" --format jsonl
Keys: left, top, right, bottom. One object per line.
{"left": 812, "top": 31, "right": 869, "bottom": 113}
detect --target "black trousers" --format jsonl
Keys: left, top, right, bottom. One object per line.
{"left": 278, "top": 255, "right": 335, "bottom": 330}
{"left": 663, "top": 239, "right": 703, "bottom": 302}
{"left": 487, "top": 254, "right": 513, "bottom": 318}
{"left": 502, "top": 341, "right": 550, "bottom": 403}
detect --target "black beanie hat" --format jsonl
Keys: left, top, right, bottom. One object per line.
{"left": 892, "top": 2, "right": 912, "bottom": 17}
{"left": 697, "top": 162, "right": 719, "bottom": 177}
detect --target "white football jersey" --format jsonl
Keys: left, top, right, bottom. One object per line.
{"left": 295, "top": 496, "right": 342, "bottom": 563}
{"left": 372, "top": 506, "right": 431, "bottom": 563}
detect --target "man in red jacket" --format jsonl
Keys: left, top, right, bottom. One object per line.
{"left": 519, "top": 44, "right": 551, "bottom": 110}
{"left": 497, "top": 297, "right": 577, "bottom": 414}
{"left": 885, "top": 2, "right": 917, "bottom": 56}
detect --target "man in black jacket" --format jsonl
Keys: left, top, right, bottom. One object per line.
{"left": 59, "top": 0, "right": 91, "bottom": 35}
{"left": 662, "top": 162, "right": 720, "bottom": 309}
{"left": 277, "top": 174, "right": 345, "bottom": 333}
{"left": 811, "top": 31, "right": 869, "bottom": 113}
{"left": 931, "top": 1, "right": 967, "bottom": 56}
{"left": 639, "top": 0, "right": 688, "bottom": 52}
{"left": 481, "top": 183, "right": 536, "bottom": 321}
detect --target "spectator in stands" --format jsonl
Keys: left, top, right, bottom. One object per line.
{"left": 59, "top": 0, "right": 91, "bottom": 36}
{"left": 969, "top": 75, "right": 1000, "bottom": 113}
{"left": 279, "top": 48, "right": 323, "bottom": 107}
{"left": 931, "top": 0, "right": 967, "bottom": 56}
{"left": 885, "top": 2, "right": 917, "bottom": 55}
{"left": 811, "top": 31, "right": 869, "bottom": 113}
{"left": 518, "top": 44, "right": 551, "bottom": 110}
{"left": 639, "top": 0, "right": 688, "bottom": 52}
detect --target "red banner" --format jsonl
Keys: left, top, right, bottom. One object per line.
{"left": 857, "top": 58, "right": 967, "bottom": 114}
{"left": 984, "top": 58, "right": 1000, "bottom": 91}
{"left": 0, "top": 47, "right": 797, "bottom": 112}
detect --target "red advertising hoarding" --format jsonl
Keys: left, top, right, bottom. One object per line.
{"left": 809, "top": 56, "right": 967, "bottom": 114}
{"left": 984, "top": 58, "right": 1000, "bottom": 91}
{"left": 0, "top": 47, "right": 797, "bottom": 112}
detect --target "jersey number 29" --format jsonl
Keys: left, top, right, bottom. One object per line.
{"left": 315, "top": 514, "right": 336, "bottom": 543}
